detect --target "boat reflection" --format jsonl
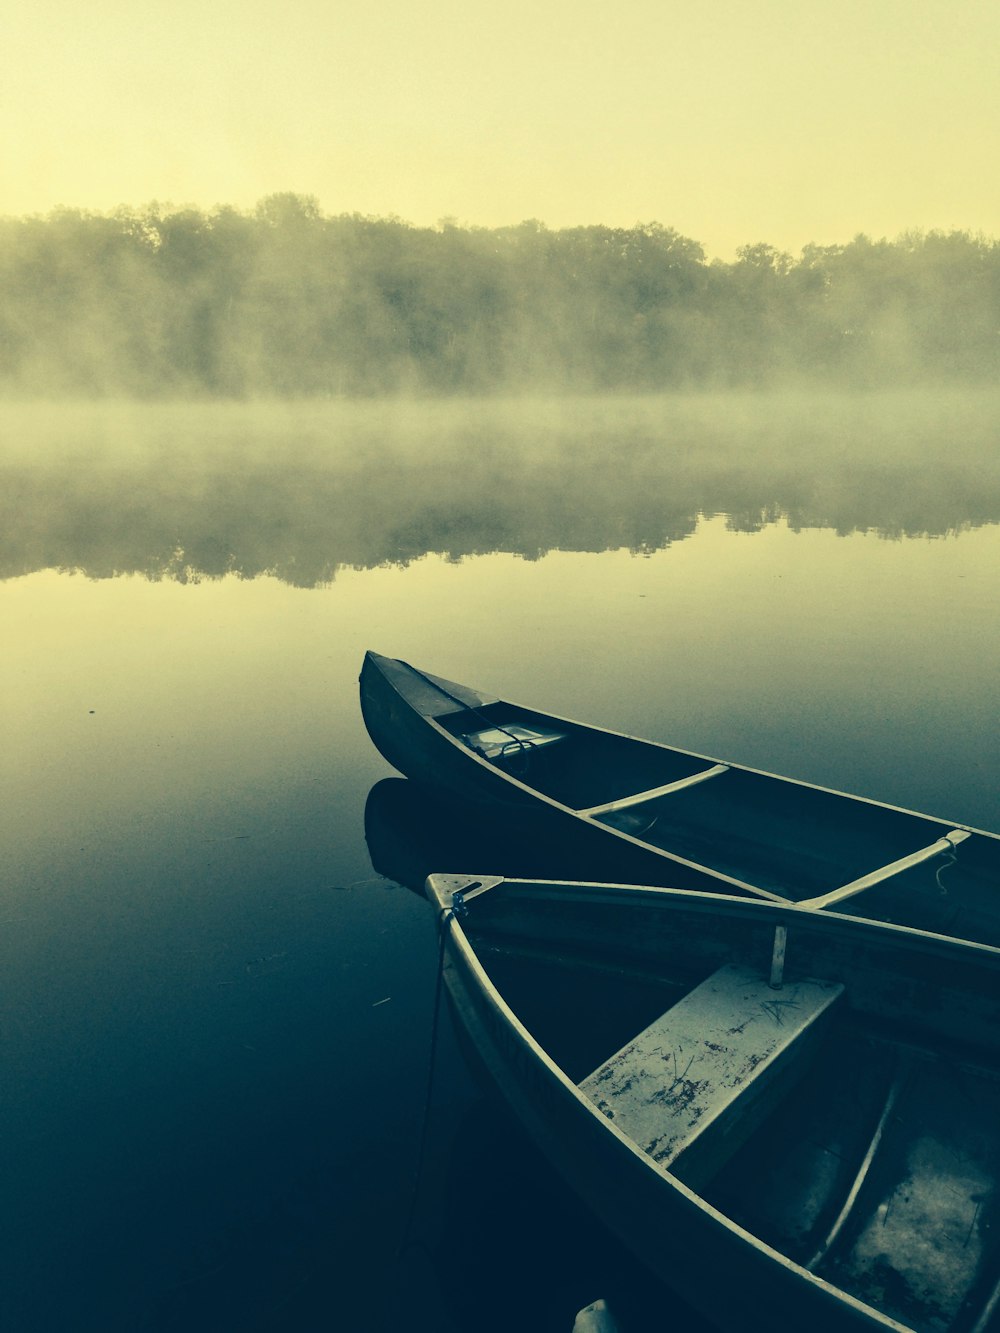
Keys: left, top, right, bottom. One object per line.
{"left": 364, "top": 776, "right": 607, "bottom": 896}
{"left": 365, "top": 777, "right": 720, "bottom": 1331}
{"left": 5, "top": 394, "right": 999, "bottom": 585}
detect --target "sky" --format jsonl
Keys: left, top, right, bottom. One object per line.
{"left": 2, "top": 0, "right": 997, "bottom": 260}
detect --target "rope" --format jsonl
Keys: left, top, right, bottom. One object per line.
{"left": 393, "top": 913, "right": 450, "bottom": 1270}
{"left": 936, "top": 847, "right": 957, "bottom": 896}
{"left": 932, "top": 845, "right": 965, "bottom": 934}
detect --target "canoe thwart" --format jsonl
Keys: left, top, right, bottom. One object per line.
{"left": 577, "top": 763, "right": 731, "bottom": 819}
{"left": 460, "top": 722, "right": 567, "bottom": 760}
{"left": 580, "top": 963, "right": 844, "bottom": 1188}
{"left": 801, "top": 828, "right": 973, "bottom": 911}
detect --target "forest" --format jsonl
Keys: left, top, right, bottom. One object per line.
{"left": 1, "top": 193, "right": 998, "bottom": 397}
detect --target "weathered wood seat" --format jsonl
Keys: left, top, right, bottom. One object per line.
{"left": 579, "top": 963, "right": 844, "bottom": 1187}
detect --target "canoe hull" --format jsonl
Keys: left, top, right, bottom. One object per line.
{"left": 361, "top": 650, "right": 1000, "bottom": 942}
{"left": 360, "top": 653, "right": 766, "bottom": 897}
{"left": 432, "top": 874, "right": 1000, "bottom": 1333}
{"left": 441, "top": 920, "right": 899, "bottom": 1332}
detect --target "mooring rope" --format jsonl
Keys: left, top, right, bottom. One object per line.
{"left": 393, "top": 913, "right": 451, "bottom": 1271}
{"left": 935, "top": 846, "right": 958, "bottom": 896}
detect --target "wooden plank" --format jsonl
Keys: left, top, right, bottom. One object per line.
{"left": 801, "top": 829, "right": 971, "bottom": 911}
{"left": 579, "top": 963, "right": 843, "bottom": 1184}
{"left": 578, "top": 763, "right": 730, "bottom": 818}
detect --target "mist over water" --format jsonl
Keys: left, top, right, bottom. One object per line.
{"left": 3, "top": 391, "right": 998, "bottom": 586}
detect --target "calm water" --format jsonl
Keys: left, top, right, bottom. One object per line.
{"left": 2, "top": 394, "right": 999, "bottom": 1332}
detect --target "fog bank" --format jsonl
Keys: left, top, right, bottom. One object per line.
{"left": 2, "top": 198, "right": 998, "bottom": 397}
{"left": 3, "top": 393, "right": 998, "bottom": 584}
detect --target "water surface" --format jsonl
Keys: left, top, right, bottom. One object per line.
{"left": 2, "top": 394, "right": 998, "bottom": 1331}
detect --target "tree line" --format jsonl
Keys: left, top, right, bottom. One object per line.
{"left": 1, "top": 193, "right": 998, "bottom": 396}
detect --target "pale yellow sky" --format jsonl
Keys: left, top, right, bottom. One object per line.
{"left": 2, "top": 0, "right": 997, "bottom": 259}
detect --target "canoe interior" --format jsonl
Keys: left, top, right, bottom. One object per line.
{"left": 454, "top": 882, "right": 1000, "bottom": 1333}
{"left": 437, "top": 700, "right": 999, "bottom": 930}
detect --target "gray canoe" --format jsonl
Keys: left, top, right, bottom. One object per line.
{"left": 425, "top": 872, "right": 1000, "bottom": 1333}
{"left": 360, "top": 650, "right": 1000, "bottom": 946}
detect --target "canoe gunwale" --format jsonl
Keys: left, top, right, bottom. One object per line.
{"left": 428, "top": 874, "right": 1000, "bottom": 972}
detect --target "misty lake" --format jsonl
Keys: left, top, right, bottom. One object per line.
{"left": 2, "top": 392, "right": 999, "bottom": 1332}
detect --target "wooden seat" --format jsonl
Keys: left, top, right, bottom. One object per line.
{"left": 579, "top": 963, "right": 844, "bottom": 1187}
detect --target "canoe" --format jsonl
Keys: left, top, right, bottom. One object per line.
{"left": 424, "top": 872, "right": 1000, "bottom": 1332}
{"left": 359, "top": 651, "right": 1000, "bottom": 946}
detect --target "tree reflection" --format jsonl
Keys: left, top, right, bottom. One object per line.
{"left": 1, "top": 394, "right": 997, "bottom": 585}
